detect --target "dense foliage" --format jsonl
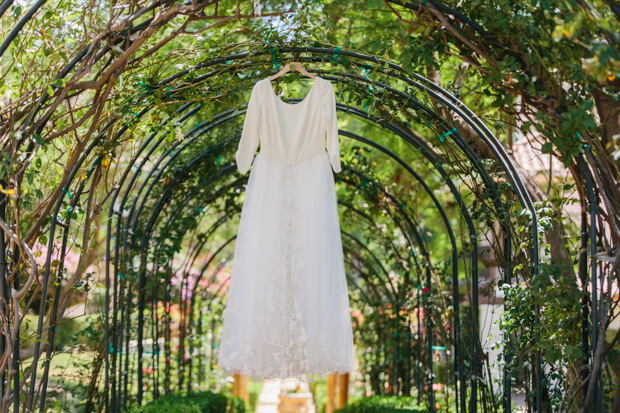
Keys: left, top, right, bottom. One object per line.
{"left": 0, "top": 0, "right": 619, "bottom": 412}
{"left": 127, "top": 391, "right": 247, "bottom": 413}
{"left": 334, "top": 394, "right": 427, "bottom": 412}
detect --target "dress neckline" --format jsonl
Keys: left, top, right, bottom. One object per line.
{"left": 266, "top": 76, "right": 321, "bottom": 107}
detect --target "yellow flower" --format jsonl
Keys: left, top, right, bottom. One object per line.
{"left": 608, "top": 72, "right": 616, "bottom": 82}
{"left": 101, "top": 156, "right": 111, "bottom": 169}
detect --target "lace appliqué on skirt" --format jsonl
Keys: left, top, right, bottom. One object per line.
{"left": 218, "top": 167, "right": 352, "bottom": 383}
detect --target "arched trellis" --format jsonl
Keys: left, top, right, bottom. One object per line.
{"left": 97, "top": 51, "right": 540, "bottom": 412}
{"left": 108, "top": 69, "right": 520, "bottom": 410}
{"left": 0, "top": 36, "right": 604, "bottom": 413}
{"left": 4, "top": 51, "right": 524, "bottom": 408}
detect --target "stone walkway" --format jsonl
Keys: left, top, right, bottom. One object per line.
{"left": 255, "top": 378, "right": 316, "bottom": 413}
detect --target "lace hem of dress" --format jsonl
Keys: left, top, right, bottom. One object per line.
{"left": 217, "top": 167, "right": 352, "bottom": 383}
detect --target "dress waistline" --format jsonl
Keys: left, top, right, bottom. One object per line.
{"left": 256, "top": 150, "right": 328, "bottom": 167}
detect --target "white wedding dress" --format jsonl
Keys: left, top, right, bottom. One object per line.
{"left": 217, "top": 76, "right": 355, "bottom": 383}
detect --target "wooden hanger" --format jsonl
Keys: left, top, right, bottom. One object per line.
{"left": 268, "top": 61, "right": 316, "bottom": 81}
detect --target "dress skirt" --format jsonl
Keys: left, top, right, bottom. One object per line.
{"left": 217, "top": 150, "right": 355, "bottom": 383}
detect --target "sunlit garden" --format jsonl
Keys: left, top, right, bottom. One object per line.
{"left": 1, "top": 0, "right": 620, "bottom": 412}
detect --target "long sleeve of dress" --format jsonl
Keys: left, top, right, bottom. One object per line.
{"left": 235, "top": 82, "right": 261, "bottom": 175}
{"left": 324, "top": 82, "right": 342, "bottom": 173}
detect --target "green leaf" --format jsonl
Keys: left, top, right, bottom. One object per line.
{"left": 566, "top": 344, "right": 585, "bottom": 360}
{"left": 33, "top": 134, "right": 46, "bottom": 145}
